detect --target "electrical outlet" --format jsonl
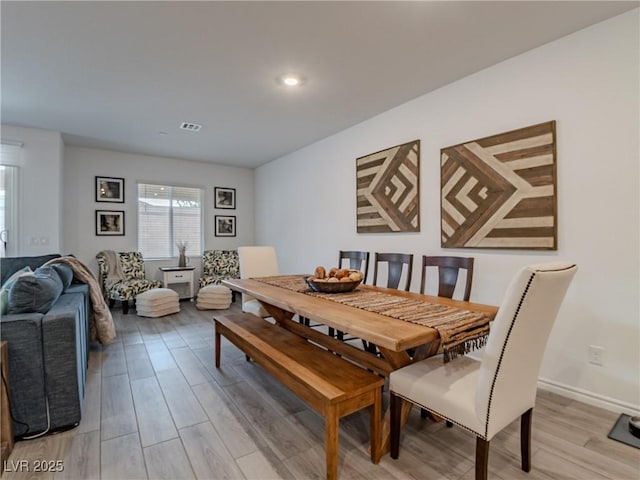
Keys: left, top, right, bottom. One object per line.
{"left": 588, "top": 345, "right": 604, "bottom": 366}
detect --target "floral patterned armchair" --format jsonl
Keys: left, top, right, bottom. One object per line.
{"left": 198, "top": 250, "right": 239, "bottom": 301}
{"left": 96, "top": 251, "right": 162, "bottom": 314}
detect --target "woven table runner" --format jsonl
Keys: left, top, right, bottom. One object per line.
{"left": 254, "top": 275, "right": 490, "bottom": 361}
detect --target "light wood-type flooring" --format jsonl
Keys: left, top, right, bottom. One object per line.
{"left": 5, "top": 301, "right": 640, "bottom": 479}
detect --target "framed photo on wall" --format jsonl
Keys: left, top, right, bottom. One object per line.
{"left": 214, "top": 187, "right": 236, "bottom": 209}
{"left": 215, "top": 215, "right": 236, "bottom": 237}
{"left": 96, "top": 176, "right": 125, "bottom": 203}
{"left": 96, "top": 210, "right": 125, "bottom": 236}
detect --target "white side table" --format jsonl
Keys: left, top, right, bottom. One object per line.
{"left": 159, "top": 266, "right": 195, "bottom": 300}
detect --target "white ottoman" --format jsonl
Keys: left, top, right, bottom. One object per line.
{"left": 136, "top": 288, "right": 180, "bottom": 317}
{"left": 197, "top": 284, "right": 232, "bottom": 310}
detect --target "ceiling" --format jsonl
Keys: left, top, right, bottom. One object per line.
{"left": 1, "top": 1, "right": 637, "bottom": 168}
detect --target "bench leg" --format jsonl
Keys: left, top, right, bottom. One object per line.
{"left": 325, "top": 406, "right": 339, "bottom": 480}
{"left": 215, "top": 326, "right": 221, "bottom": 368}
{"left": 370, "top": 388, "right": 382, "bottom": 464}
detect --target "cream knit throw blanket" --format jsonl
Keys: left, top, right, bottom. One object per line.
{"left": 45, "top": 256, "right": 116, "bottom": 345}
{"left": 101, "top": 249, "right": 125, "bottom": 291}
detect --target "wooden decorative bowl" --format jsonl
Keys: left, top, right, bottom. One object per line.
{"left": 305, "top": 277, "right": 361, "bottom": 293}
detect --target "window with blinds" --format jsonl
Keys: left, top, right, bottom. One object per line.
{"left": 137, "top": 183, "right": 202, "bottom": 258}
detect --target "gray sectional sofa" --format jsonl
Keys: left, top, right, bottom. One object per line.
{"left": 0, "top": 254, "right": 90, "bottom": 438}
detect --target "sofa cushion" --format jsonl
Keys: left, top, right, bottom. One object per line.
{"left": 0, "top": 266, "right": 33, "bottom": 315}
{"left": 8, "top": 266, "right": 64, "bottom": 314}
{"left": 0, "top": 313, "right": 48, "bottom": 436}
{"left": 51, "top": 263, "right": 74, "bottom": 290}
{"left": 0, "top": 254, "right": 61, "bottom": 284}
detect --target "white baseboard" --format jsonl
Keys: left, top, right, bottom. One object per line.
{"left": 538, "top": 377, "right": 640, "bottom": 416}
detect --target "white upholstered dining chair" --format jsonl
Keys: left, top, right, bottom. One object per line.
{"left": 237, "top": 246, "right": 279, "bottom": 318}
{"left": 390, "top": 262, "right": 578, "bottom": 480}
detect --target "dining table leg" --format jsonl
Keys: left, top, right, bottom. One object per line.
{"left": 256, "top": 300, "right": 431, "bottom": 456}
{"left": 261, "top": 303, "right": 295, "bottom": 324}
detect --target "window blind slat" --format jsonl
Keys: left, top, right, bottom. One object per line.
{"left": 138, "top": 183, "right": 202, "bottom": 258}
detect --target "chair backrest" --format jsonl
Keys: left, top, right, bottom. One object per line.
{"left": 338, "top": 250, "right": 370, "bottom": 284}
{"left": 475, "top": 262, "right": 577, "bottom": 439}
{"left": 238, "top": 246, "right": 279, "bottom": 278}
{"left": 202, "top": 249, "right": 239, "bottom": 277}
{"left": 96, "top": 251, "right": 146, "bottom": 283}
{"left": 237, "top": 246, "right": 279, "bottom": 303}
{"left": 372, "top": 252, "right": 413, "bottom": 291}
{"left": 420, "top": 255, "right": 474, "bottom": 301}
{"left": 118, "top": 252, "right": 146, "bottom": 280}
{"left": 95, "top": 252, "right": 109, "bottom": 293}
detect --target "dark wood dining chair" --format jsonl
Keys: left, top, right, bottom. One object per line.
{"left": 373, "top": 252, "right": 413, "bottom": 291}
{"left": 418, "top": 255, "right": 474, "bottom": 418}
{"left": 362, "top": 252, "right": 413, "bottom": 353}
{"left": 330, "top": 251, "right": 371, "bottom": 340}
{"left": 338, "top": 250, "right": 370, "bottom": 284}
{"left": 302, "top": 250, "right": 371, "bottom": 334}
{"left": 420, "top": 255, "right": 475, "bottom": 301}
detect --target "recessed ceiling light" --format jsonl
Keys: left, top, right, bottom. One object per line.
{"left": 283, "top": 76, "right": 299, "bottom": 86}
{"left": 278, "top": 74, "right": 305, "bottom": 87}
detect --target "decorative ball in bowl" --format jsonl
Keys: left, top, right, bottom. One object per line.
{"left": 306, "top": 277, "right": 361, "bottom": 293}
{"left": 306, "top": 267, "right": 363, "bottom": 293}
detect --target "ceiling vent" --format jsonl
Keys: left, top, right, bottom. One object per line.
{"left": 180, "top": 122, "right": 202, "bottom": 132}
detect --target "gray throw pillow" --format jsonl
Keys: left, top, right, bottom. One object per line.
{"left": 0, "top": 266, "right": 32, "bottom": 315}
{"left": 7, "top": 266, "right": 64, "bottom": 314}
{"left": 51, "top": 263, "right": 73, "bottom": 290}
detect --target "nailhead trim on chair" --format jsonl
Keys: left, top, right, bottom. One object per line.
{"left": 395, "top": 273, "right": 538, "bottom": 441}
{"left": 393, "top": 392, "right": 486, "bottom": 438}
{"left": 483, "top": 272, "right": 536, "bottom": 439}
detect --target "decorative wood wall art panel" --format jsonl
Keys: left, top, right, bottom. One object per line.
{"left": 441, "top": 121, "right": 557, "bottom": 250}
{"left": 356, "top": 140, "right": 420, "bottom": 233}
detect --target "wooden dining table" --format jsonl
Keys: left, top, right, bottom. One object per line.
{"left": 222, "top": 276, "right": 498, "bottom": 453}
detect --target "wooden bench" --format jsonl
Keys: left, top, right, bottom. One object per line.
{"left": 214, "top": 313, "right": 384, "bottom": 480}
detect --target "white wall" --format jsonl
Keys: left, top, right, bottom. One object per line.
{"left": 255, "top": 10, "right": 640, "bottom": 412}
{"left": 0, "top": 125, "right": 64, "bottom": 255}
{"left": 63, "top": 146, "right": 255, "bottom": 284}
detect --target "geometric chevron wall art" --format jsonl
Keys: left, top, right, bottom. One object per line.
{"left": 441, "top": 121, "right": 557, "bottom": 249}
{"left": 356, "top": 140, "right": 420, "bottom": 233}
